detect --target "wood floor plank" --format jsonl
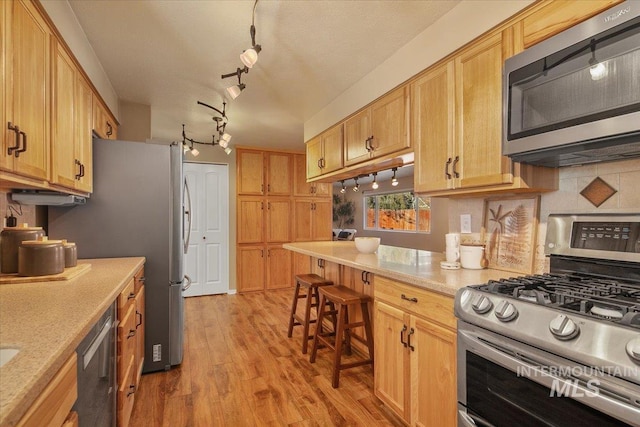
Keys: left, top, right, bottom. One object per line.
{"left": 129, "top": 289, "right": 404, "bottom": 426}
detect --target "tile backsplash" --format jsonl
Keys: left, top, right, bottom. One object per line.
{"left": 448, "top": 158, "right": 640, "bottom": 275}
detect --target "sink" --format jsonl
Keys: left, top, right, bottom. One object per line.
{"left": 0, "top": 348, "right": 20, "bottom": 367}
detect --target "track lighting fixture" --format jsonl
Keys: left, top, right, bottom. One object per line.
{"left": 588, "top": 40, "right": 607, "bottom": 81}
{"left": 221, "top": 66, "right": 249, "bottom": 99}
{"left": 181, "top": 101, "right": 234, "bottom": 157}
{"left": 371, "top": 172, "right": 379, "bottom": 190}
{"left": 391, "top": 167, "right": 399, "bottom": 186}
{"left": 240, "top": 0, "right": 262, "bottom": 69}
{"left": 340, "top": 180, "right": 346, "bottom": 194}
{"left": 353, "top": 177, "right": 360, "bottom": 192}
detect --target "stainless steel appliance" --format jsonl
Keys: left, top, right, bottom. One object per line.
{"left": 49, "top": 139, "right": 192, "bottom": 372}
{"left": 455, "top": 213, "right": 640, "bottom": 426}
{"left": 503, "top": 1, "right": 640, "bottom": 167}
{"left": 73, "top": 303, "right": 116, "bottom": 427}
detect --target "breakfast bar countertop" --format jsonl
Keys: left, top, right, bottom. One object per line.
{"left": 283, "top": 241, "right": 522, "bottom": 297}
{"left": 0, "top": 257, "right": 145, "bottom": 427}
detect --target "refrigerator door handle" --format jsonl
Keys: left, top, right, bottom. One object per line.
{"left": 182, "top": 275, "right": 192, "bottom": 291}
{"left": 183, "top": 177, "right": 192, "bottom": 254}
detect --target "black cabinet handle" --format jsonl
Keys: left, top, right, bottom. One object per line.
{"left": 128, "top": 292, "right": 135, "bottom": 300}
{"left": 138, "top": 276, "right": 146, "bottom": 283}
{"left": 400, "top": 325, "right": 408, "bottom": 347}
{"left": 136, "top": 311, "right": 142, "bottom": 328}
{"left": 16, "top": 131, "right": 27, "bottom": 157}
{"left": 106, "top": 122, "right": 113, "bottom": 137}
{"left": 452, "top": 156, "right": 460, "bottom": 178}
{"left": 445, "top": 157, "right": 452, "bottom": 179}
{"left": 127, "top": 384, "right": 136, "bottom": 397}
{"left": 75, "top": 159, "right": 82, "bottom": 180}
{"left": 80, "top": 163, "right": 85, "bottom": 177}
{"left": 7, "top": 122, "right": 20, "bottom": 155}
{"left": 407, "top": 327, "right": 415, "bottom": 351}
{"left": 401, "top": 294, "right": 418, "bottom": 303}
{"left": 127, "top": 329, "right": 136, "bottom": 339}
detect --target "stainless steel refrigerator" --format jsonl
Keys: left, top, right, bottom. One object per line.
{"left": 48, "top": 138, "right": 192, "bottom": 373}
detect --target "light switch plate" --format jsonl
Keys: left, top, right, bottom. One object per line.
{"left": 461, "top": 214, "right": 472, "bottom": 234}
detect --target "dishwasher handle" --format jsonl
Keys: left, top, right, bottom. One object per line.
{"left": 83, "top": 317, "right": 113, "bottom": 370}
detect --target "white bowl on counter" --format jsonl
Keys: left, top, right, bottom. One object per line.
{"left": 355, "top": 237, "right": 381, "bottom": 254}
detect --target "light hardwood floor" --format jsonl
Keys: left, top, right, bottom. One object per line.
{"left": 129, "top": 289, "right": 404, "bottom": 426}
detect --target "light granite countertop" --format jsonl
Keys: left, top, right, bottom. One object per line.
{"left": 284, "top": 241, "right": 523, "bottom": 297}
{"left": 0, "top": 257, "right": 145, "bottom": 427}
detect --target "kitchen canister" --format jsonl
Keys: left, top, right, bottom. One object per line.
{"left": 460, "top": 244, "right": 488, "bottom": 269}
{"left": 62, "top": 240, "right": 78, "bottom": 268}
{"left": 18, "top": 238, "right": 65, "bottom": 276}
{"left": 1, "top": 224, "right": 46, "bottom": 274}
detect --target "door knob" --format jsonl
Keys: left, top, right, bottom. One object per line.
{"left": 202, "top": 236, "right": 206, "bottom": 240}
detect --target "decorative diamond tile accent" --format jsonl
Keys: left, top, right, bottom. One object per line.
{"left": 580, "top": 177, "right": 617, "bottom": 207}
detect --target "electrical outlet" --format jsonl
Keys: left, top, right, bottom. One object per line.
{"left": 153, "top": 344, "right": 162, "bottom": 362}
{"left": 461, "top": 214, "right": 472, "bottom": 234}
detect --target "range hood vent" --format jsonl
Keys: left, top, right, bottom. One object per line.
{"left": 10, "top": 192, "right": 87, "bottom": 206}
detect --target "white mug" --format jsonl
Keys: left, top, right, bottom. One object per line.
{"left": 445, "top": 233, "right": 460, "bottom": 249}
{"left": 460, "top": 244, "right": 486, "bottom": 269}
{"left": 445, "top": 247, "right": 459, "bottom": 263}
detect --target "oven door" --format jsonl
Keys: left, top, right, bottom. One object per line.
{"left": 457, "top": 321, "right": 640, "bottom": 427}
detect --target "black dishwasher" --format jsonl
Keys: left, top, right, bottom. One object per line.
{"left": 73, "top": 303, "right": 116, "bottom": 427}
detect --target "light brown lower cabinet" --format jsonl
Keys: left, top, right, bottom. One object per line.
{"left": 117, "top": 265, "right": 145, "bottom": 427}
{"left": 16, "top": 353, "right": 77, "bottom": 427}
{"left": 237, "top": 244, "right": 293, "bottom": 292}
{"left": 374, "top": 276, "right": 457, "bottom": 427}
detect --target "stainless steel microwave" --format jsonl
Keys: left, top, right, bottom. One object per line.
{"left": 503, "top": 1, "right": 640, "bottom": 167}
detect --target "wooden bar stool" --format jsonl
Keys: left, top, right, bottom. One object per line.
{"left": 310, "top": 285, "right": 374, "bottom": 388}
{"left": 287, "top": 274, "right": 334, "bottom": 354}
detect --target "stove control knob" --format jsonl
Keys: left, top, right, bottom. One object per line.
{"left": 494, "top": 300, "right": 518, "bottom": 322}
{"left": 471, "top": 295, "right": 493, "bottom": 314}
{"left": 549, "top": 314, "right": 580, "bottom": 340}
{"left": 626, "top": 338, "right": 640, "bottom": 363}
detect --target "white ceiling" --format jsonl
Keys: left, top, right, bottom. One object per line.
{"left": 68, "top": 0, "right": 460, "bottom": 151}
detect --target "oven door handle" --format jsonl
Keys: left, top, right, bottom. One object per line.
{"left": 458, "top": 410, "right": 496, "bottom": 427}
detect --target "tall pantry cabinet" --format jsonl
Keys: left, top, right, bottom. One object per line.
{"left": 236, "top": 149, "right": 333, "bottom": 293}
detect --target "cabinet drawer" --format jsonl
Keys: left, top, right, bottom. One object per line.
{"left": 117, "top": 303, "right": 137, "bottom": 383}
{"left": 118, "top": 278, "right": 136, "bottom": 312}
{"left": 133, "top": 266, "right": 145, "bottom": 293}
{"left": 17, "top": 353, "right": 78, "bottom": 427}
{"left": 117, "top": 356, "right": 136, "bottom": 427}
{"left": 374, "top": 276, "right": 455, "bottom": 330}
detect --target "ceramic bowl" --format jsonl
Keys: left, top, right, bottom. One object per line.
{"left": 354, "top": 237, "right": 381, "bottom": 254}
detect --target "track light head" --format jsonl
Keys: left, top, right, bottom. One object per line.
{"left": 240, "top": 44, "right": 262, "bottom": 68}
{"left": 340, "top": 180, "right": 346, "bottom": 194}
{"left": 224, "top": 147, "right": 233, "bottom": 155}
{"left": 353, "top": 177, "right": 359, "bottom": 192}
{"left": 391, "top": 168, "right": 399, "bottom": 186}
{"left": 226, "top": 83, "right": 245, "bottom": 100}
{"left": 371, "top": 172, "right": 379, "bottom": 190}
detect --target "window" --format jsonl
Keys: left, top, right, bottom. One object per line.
{"left": 365, "top": 191, "right": 430, "bottom": 233}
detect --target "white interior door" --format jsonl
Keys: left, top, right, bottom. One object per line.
{"left": 183, "top": 162, "right": 229, "bottom": 296}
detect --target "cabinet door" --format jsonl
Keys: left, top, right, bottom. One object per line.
{"left": 344, "top": 108, "right": 371, "bottom": 166}
{"left": 134, "top": 286, "right": 145, "bottom": 386}
{"left": 293, "top": 153, "right": 313, "bottom": 196}
{"left": 266, "top": 152, "right": 291, "bottom": 195}
{"left": 2, "top": 0, "right": 50, "bottom": 180}
{"left": 266, "top": 245, "right": 292, "bottom": 289}
{"left": 117, "top": 356, "right": 136, "bottom": 427}
{"left": 117, "top": 303, "right": 137, "bottom": 386}
{"left": 374, "top": 301, "right": 410, "bottom": 422}
{"left": 237, "top": 246, "right": 265, "bottom": 292}
{"left": 455, "top": 31, "right": 513, "bottom": 189}
{"left": 411, "top": 316, "right": 457, "bottom": 427}
{"left": 51, "top": 43, "right": 77, "bottom": 189}
{"left": 74, "top": 75, "right": 93, "bottom": 192}
{"left": 321, "top": 124, "right": 344, "bottom": 174}
{"left": 237, "top": 197, "right": 264, "bottom": 243}
{"left": 293, "top": 200, "right": 313, "bottom": 242}
{"left": 92, "top": 96, "right": 116, "bottom": 140}
{"left": 237, "top": 150, "right": 265, "bottom": 195}
{"left": 311, "top": 199, "right": 333, "bottom": 241}
{"left": 412, "top": 62, "right": 455, "bottom": 193}
{"left": 266, "top": 198, "right": 291, "bottom": 242}
{"left": 370, "top": 86, "right": 410, "bottom": 158}
{"left": 306, "top": 136, "right": 323, "bottom": 179}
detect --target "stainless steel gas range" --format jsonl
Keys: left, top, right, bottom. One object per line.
{"left": 455, "top": 213, "right": 640, "bottom": 427}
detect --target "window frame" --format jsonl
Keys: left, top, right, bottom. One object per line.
{"left": 363, "top": 190, "right": 431, "bottom": 234}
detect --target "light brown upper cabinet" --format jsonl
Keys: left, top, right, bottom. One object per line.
{"left": 51, "top": 41, "right": 93, "bottom": 193}
{"left": 344, "top": 86, "right": 410, "bottom": 167}
{"left": 1, "top": 0, "right": 51, "bottom": 181}
{"left": 237, "top": 149, "right": 292, "bottom": 196}
{"left": 413, "top": 27, "right": 557, "bottom": 196}
{"left": 293, "top": 154, "right": 330, "bottom": 197}
{"left": 306, "top": 124, "right": 343, "bottom": 179}
{"left": 92, "top": 96, "right": 117, "bottom": 140}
